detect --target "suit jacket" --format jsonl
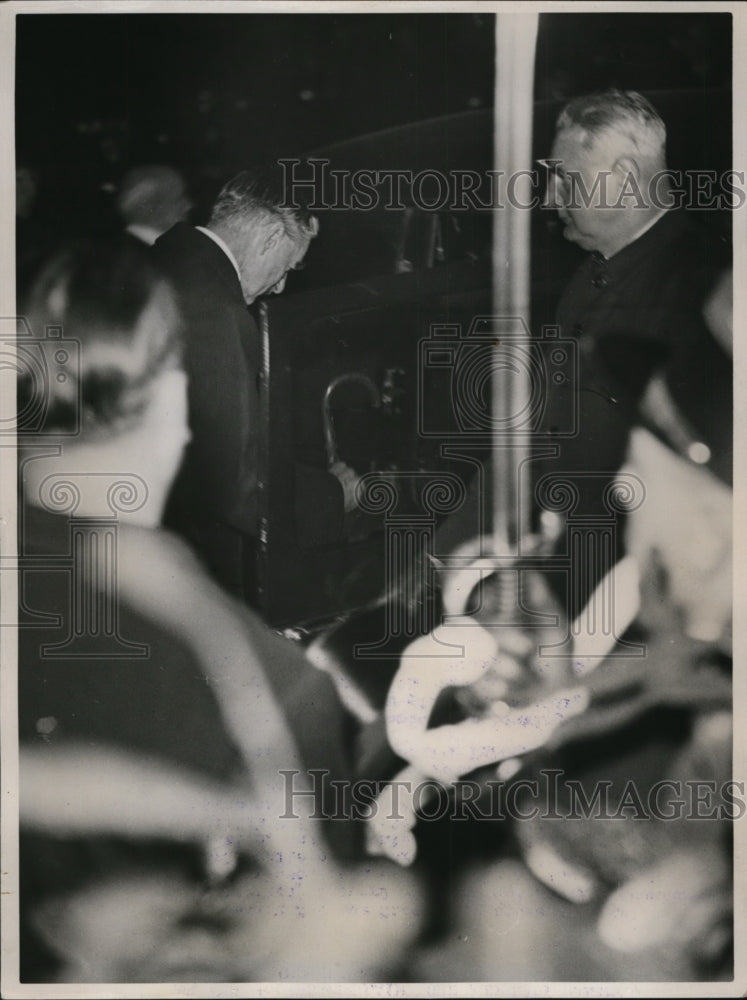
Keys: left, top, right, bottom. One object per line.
{"left": 542, "top": 209, "right": 731, "bottom": 485}
{"left": 536, "top": 210, "right": 731, "bottom": 614}
{"left": 153, "top": 225, "right": 347, "bottom": 600}
{"left": 153, "top": 224, "right": 259, "bottom": 589}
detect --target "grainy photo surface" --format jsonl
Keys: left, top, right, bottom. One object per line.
{"left": 1, "top": 3, "right": 744, "bottom": 996}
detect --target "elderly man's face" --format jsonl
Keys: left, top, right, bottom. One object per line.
{"left": 237, "top": 225, "right": 312, "bottom": 305}
{"left": 543, "top": 126, "right": 630, "bottom": 258}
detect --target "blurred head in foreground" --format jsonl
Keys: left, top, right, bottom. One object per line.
{"left": 19, "top": 239, "right": 190, "bottom": 526}
{"left": 116, "top": 165, "right": 193, "bottom": 244}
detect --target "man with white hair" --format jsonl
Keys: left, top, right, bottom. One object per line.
{"left": 538, "top": 89, "right": 730, "bottom": 616}
{"left": 505, "top": 90, "right": 734, "bottom": 977}
{"left": 544, "top": 89, "right": 669, "bottom": 257}
{"left": 153, "top": 166, "right": 356, "bottom": 600}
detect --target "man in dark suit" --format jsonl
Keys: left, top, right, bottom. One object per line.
{"left": 500, "top": 91, "right": 734, "bottom": 977}
{"left": 537, "top": 89, "right": 730, "bottom": 616}
{"left": 153, "top": 169, "right": 345, "bottom": 598}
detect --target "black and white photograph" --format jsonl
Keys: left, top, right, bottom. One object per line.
{"left": 1, "top": 1, "right": 744, "bottom": 993}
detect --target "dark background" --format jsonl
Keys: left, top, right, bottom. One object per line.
{"left": 16, "top": 11, "right": 731, "bottom": 231}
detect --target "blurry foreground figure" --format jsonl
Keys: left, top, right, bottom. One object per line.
{"left": 16, "top": 240, "right": 422, "bottom": 983}
{"left": 365, "top": 132, "right": 734, "bottom": 971}
{"left": 408, "top": 264, "right": 734, "bottom": 980}
{"left": 116, "top": 164, "right": 193, "bottom": 246}
{"left": 539, "top": 89, "right": 731, "bottom": 613}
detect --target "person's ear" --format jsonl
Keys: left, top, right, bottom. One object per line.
{"left": 611, "top": 155, "right": 641, "bottom": 186}
{"left": 610, "top": 155, "right": 649, "bottom": 208}
{"left": 259, "top": 222, "right": 284, "bottom": 256}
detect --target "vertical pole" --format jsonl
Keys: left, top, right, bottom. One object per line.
{"left": 492, "top": 13, "right": 539, "bottom": 556}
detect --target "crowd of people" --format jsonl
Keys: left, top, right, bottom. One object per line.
{"left": 13, "top": 85, "right": 734, "bottom": 983}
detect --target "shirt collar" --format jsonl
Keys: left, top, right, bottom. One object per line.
{"left": 196, "top": 226, "right": 242, "bottom": 285}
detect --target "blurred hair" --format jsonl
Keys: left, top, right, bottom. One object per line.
{"left": 557, "top": 90, "right": 666, "bottom": 165}
{"left": 19, "top": 239, "right": 183, "bottom": 439}
{"left": 209, "top": 164, "right": 319, "bottom": 241}
{"left": 115, "top": 164, "right": 189, "bottom": 229}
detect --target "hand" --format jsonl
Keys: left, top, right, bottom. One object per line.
{"left": 394, "top": 686, "right": 589, "bottom": 784}
{"left": 621, "top": 429, "right": 732, "bottom": 648}
{"left": 329, "top": 460, "right": 361, "bottom": 513}
{"left": 385, "top": 618, "right": 590, "bottom": 784}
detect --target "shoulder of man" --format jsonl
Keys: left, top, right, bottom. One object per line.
{"left": 151, "top": 225, "right": 251, "bottom": 347}
{"left": 151, "top": 221, "right": 198, "bottom": 256}
{"left": 152, "top": 223, "right": 241, "bottom": 291}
